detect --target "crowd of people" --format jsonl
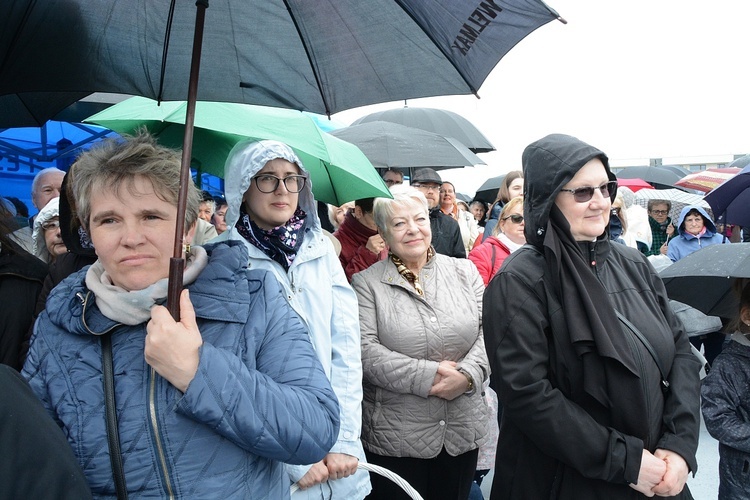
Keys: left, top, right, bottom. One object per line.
{"left": 0, "top": 130, "right": 748, "bottom": 500}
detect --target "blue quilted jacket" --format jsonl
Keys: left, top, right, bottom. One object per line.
{"left": 22, "top": 241, "right": 340, "bottom": 499}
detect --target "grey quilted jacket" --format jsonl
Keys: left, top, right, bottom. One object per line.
{"left": 351, "top": 253, "right": 489, "bottom": 458}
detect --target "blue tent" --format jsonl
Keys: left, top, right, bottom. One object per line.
{"left": 0, "top": 121, "right": 116, "bottom": 215}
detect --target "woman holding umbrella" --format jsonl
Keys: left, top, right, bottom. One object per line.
{"left": 22, "top": 133, "right": 340, "bottom": 498}
{"left": 484, "top": 134, "right": 700, "bottom": 499}
{"left": 218, "top": 140, "right": 371, "bottom": 499}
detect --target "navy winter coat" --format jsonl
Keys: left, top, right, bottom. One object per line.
{"left": 23, "top": 241, "right": 340, "bottom": 499}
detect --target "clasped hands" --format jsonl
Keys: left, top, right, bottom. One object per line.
{"left": 629, "top": 449, "right": 689, "bottom": 497}
{"left": 429, "top": 360, "right": 471, "bottom": 401}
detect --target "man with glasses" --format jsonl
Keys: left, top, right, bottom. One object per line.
{"left": 644, "top": 200, "right": 675, "bottom": 256}
{"left": 382, "top": 168, "right": 404, "bottom": 187}
{"left": 410, "top": 168, "right": 465, "bottom": 258}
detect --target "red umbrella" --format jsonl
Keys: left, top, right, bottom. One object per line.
{"left": 617, "top": 177, "right": 654, "bottom": 193}
{"left": 674, "top": 167, "right": 741, "bottom": 193}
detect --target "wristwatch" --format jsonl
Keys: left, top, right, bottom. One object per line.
{"left": 458, "top": 368, "right": 474, "bottom": 393}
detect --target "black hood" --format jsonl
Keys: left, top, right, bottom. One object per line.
{"left": 522, "top": 134, "right": 616, "bottom": 247}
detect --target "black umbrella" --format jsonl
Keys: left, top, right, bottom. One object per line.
{"left": 660, "top": 243, "right": 750, "bottom": 319}
{"left": 705, "top": 164, "right": 750, "bottom": 227}
{"left": 474, "top": 174, "right": 506, "bottom": 203}
{"left": 352, "top": 106, "right": 496, "bottom": 153}
{"left": 2, "top": 0, "right": 563, "bottom": 316}
{"left": 329, "top": 121, "right": 484, "bottom": 170}
{"left": 616, "top": 166, "right": 684, "bottom": 189}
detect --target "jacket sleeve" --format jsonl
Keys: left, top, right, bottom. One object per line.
{"left": 484, "top": 268, "right": 645, "bottom": 485}
{"left": 468, "top": 243, "right": 492, "bottom": 287}
{"left": 450, "top": 223, "right": 467, "bottom": 258}
{"left": 701, "top": 349, "right": 750, "bottom": 453}
{"left": 344, "top": 244, "right": 379, "bottom": 282}
{"left": 326, "top": 251, "right": 366, "bottom": 457}
{"left": 351, "top": 272, "right": 439, "bottom": 399}
{"left": 176, "top": 271, "right": 340, "bottom": 466}
{"left": 455, "top": 261, "right": 490, "bottom": 392}
{"left": 650, "top": 269, "right": 701, "bottom": 472}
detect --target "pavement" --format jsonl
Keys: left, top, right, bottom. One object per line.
{"left": 479, "top": 413, "right": 720, "bottom": 499}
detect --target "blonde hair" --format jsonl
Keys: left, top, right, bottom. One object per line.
{"left": 493, "top": 196, "right": 523, "bottom": 237}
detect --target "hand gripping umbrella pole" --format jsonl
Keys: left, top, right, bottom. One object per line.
{"left": 168, "top": 0, "right": 208, "bottom": 320}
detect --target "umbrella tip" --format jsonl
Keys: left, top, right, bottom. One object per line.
{"left": 557, "top": 16, "right": 568, "bottom": 24}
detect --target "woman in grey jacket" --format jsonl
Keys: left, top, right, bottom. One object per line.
{"left": 351, "top": 186, "right": 489, "bottom": 500}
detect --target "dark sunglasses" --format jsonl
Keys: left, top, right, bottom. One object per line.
{"left": 502, "top": 214, "right": 524, "bottom": 224}
{"left": 559, "top": 181, "right": 617, "bottom": 203}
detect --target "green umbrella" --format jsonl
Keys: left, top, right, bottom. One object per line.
{"left": 85, "top": 96, "right": 390, "bottom": 205}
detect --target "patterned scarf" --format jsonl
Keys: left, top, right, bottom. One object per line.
{"left": 235, "top": 204, "right": 307, "bottom": 271}
{"left": 390, "top": 246, "right": 435, "bottom": 296}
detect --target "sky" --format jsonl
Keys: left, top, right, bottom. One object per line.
{"left": 332, "top": 0, "right": 750, "bottom": 197}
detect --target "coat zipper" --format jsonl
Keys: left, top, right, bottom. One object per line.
{"left": 149, "top": 367, "right": 175, "bottom": 499}
{"left": 77, "top": 291, "right": 175, "bottom": 498}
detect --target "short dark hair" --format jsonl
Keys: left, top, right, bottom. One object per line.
{"left": 355, "top": 197, "right": 375, "bottom": 213}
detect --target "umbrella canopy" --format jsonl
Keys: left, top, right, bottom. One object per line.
{"left": 615, "top": 166, "right": 684, "bottom": 189}
{"left": 704, "top": 164, "right": 750, "bottom": 227}
{"left": 617, "top": 177, "right": 654, "bottom": 193}
{"left": 0, "top": 1, "right": 562, "bottom": 119}
{"left": 351, "top": 107, "right": 496, "bottom": 153}
{"left": 474, "top": 174, "right": 506, "bottom": 204}
{"left": 85, "top": 97, "right": 389, "bottom": 205}
{"left": 329, "top": 121, "right": 484, "bottom": 170}
{"left": 727, "top": 154, "right": 750, "bottom": 169}
{"left": 633, "top": 188, "right": 712, "bottom": 222}
{"left": 673, "top": 167, "right": 741, "bottom": 193}
{"left": 660, "top": 243, "right": 750, "bottom": 319}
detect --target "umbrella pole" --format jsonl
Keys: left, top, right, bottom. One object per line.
{"left": 168, "top": 0, "right": 208, "bottom": 320}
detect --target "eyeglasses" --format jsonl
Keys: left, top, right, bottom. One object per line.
{"left": 559, "top": 181, "right": 617, "bottom": 203}
{"left": 412, "top": 183, "right": 440, "bottom": 192}
{"left": 254, "top": 174, "right": 306, "bottom": 193}
{"left": 502, "top": 214, "right": 524, "bottom": 224}
{"left": 649, "top": 209, "right": 669, "bottom": 216}
{"left": 41, "top": 219, "right": 60, "bottom": 231}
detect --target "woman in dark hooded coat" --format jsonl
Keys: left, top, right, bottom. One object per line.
{"left": 483, "top": 134, "right": 700, "bottom": 499}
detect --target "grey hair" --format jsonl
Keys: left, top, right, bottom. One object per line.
{"left": 31, "top": 167, "right": 65, "bottom": 197}
{"left": 71, "top": 131, "right": 200, "bottom": 232}
{"left": 373, "top": 185, "right": 429, "bottom": 241}
{"left": 647, "top": 199, "right": 672, "bottom": 212}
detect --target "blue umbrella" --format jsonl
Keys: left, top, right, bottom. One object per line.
{"left": 705, "top": 164, "right": 750, "bottom": 227}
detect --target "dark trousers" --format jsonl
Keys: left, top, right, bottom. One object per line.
{"left": 365, "top": 447, "right": 479, "bottom": 500}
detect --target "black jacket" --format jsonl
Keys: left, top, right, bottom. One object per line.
{"left": 0, "top": 244, "right": 46, "bottom": 370}
{"left": 429, "top": 207, "right": 465, "bottom": 258}
{"left": 484, "top": 134, "right": 700, "bottom": 499}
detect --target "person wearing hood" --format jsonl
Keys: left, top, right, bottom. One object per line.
{"left": 31, "top": 197, "right": 68, "bottom": 264}
{"left": 23, "top": 133, "right": 340, "bottom": 498}
{"left": 483, "top": 134, "right": 700, "bottom": 499}
{"left": 216, "top": 140, "right": 371, "bottom": 499}
{"left": 667, "top": 205, "right": 724, "bottom": 263}
{"left": 701, "top": 281, "right": 750, "bottom": 500}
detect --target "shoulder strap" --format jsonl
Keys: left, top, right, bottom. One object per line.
{"left": 614, "top": 310, "right": 670, "bottom": 394}
{"left": 101, "top": 332, "right": 128, "bottom": 499}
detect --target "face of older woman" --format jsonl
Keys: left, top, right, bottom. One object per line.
{"left": 498, "top": 205, "right": 525, "bottom": 245}
{"left": 89, "top": 176, "right": 180, "bottom": 291}
{"left": 243, "top": 158, "right": 301, "bottom": 230}
{"left": 555, "top": 158, "right": 611, "bottom": 241}
{"left": 384, "top": 203, "right": 431, "bottom": 265}
{"left": 42, "top": 216, "right": 67, "bottom": 258}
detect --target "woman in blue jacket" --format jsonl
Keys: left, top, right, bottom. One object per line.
{"left": 667, "top": 205, "right": 724, "bottom": 262}
{"left": 22, "top": 133, "right": 340, "bottom": 499}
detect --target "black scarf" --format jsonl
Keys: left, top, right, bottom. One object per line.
{"left": 543, "top": 206, "right": 639, "bottom": 409}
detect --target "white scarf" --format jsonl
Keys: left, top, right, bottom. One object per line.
{"left": 497, "top": 233, "right": 524, "bottom": 253}
{"left": 85, "top": 246, "right": 208, "bottom": 325}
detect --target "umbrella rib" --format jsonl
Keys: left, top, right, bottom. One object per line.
{"left": 281, "top": 0, "right": 333, "bottom": 116}
{"left": 157, "top": 0, "right": 179, "bottom": 103}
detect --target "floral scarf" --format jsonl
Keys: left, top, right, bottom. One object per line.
{"left": 235, "top": 204, "right": 307, "bottom": 270}
{"left": 390, "top": 246, "right": 435, "bottom": 296}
